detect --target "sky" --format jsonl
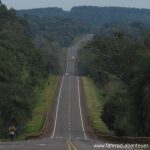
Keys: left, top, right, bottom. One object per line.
{"left": 2, "top": 0, "right": 150, "bottom": 10}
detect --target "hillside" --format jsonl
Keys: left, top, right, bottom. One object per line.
{"left": 17, "top": 8, "right": 90, "bottom": 46}
{"left": 0, "top": 3, "right": 61, "bottom": 137}
{"left": 17, "top": 6, "right": 150, "bottom": 30}
{"left": 70, "top": 6, "right": 150, "bottom": 27}
{"left": 26, "top": 16, "right": 89, "bottom": 46}
{"left": 16, "top": 6, "right": 150, "bottom": 47}
{"left": 79, "top": 24, "right": 150, "bottom": 137}
{"left": 17, "top": 7, "right": 68, "bottom": 18}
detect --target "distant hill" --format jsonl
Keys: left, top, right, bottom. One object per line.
{"left": 17, "top": 8, "right": 90, "bottom": 46}
{"left": 18, "top": 7, "right": 68, "bottom": 18}
{"left": 70, "top": 6, "right": 150, "bottom": 27}
{"left": 17, "top": 6, "right": 150, "bottom": 46}
{"left": 17, "top": 6, "right": 150, "bottom": 29}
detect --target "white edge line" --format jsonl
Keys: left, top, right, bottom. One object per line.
{"left": 51, "top": 48, "right": 69, "bottom": 138}
{"left": 78, "top": 76, "right": 88, "bottom": 140}
{"left": 51, "top": 76, "right": 64, "bottom": 139}
{"left": 68, "top": 76, "right": 71, "bottom": 140}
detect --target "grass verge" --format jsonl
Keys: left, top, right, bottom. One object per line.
{"left": 82, "top": 77, "right": 112, "bottom": 135}
{"left": 18, "top": 75, "right": 59, "bottom": 139}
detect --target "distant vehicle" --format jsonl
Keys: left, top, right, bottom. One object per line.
{"left": 65, "top": 73, "right": 69, "bottom": 76}
{"left": 71, "top": 56, "right": 76, "bottom": 62}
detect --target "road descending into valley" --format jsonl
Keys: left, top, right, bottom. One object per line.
{"left": 0, "top": 35, "right": 134, "bottom": 150}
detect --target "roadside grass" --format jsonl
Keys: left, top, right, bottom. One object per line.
{"left": 82, "top": 77, "right": 112, "bottom": 135}
{"left": 18, "top": 75, "right": 59, "bottom": 139}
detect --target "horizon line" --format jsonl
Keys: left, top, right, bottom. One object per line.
{"left": 15, "top": 5, "right": 150, "bottom": 11}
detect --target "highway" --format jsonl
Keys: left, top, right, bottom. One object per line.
{"left": 0, "top": 35, "right": 132, "bottom": 150}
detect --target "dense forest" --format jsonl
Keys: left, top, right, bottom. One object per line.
{"left": 70, "top": 6, "right": 150, "bottom": 28}
{"left": 27, "top": 16, "right": 89, "bottom": 46}
{"left": 17, "top": 6, "right": 150, "bottom": 47}
{"left": 1, "top": 2, "right": 150, "bottom": 138}
{"left": 17, "top": 8, "right": 90, "bottom": 46}
{"left": 0, "top": 3, "right": 61, "bottom": 136}
{"left": 79, "top": 23, "right": 150, "bottom": 137}
{"left": 17, "top": 6, "right": 150, "bottom": 35}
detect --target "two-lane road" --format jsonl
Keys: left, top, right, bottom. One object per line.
{"left": 0, "top": 35, "right": 107, "bottom": 150}
{"left": 52, "top": 45, "right": 87, "bottom": 141}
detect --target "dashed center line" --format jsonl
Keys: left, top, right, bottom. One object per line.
{"left": 68, "top": 76, "right": 71, "bottom": 139}
{"left": 39, "top": 144, "right": 47, "bottom": 146}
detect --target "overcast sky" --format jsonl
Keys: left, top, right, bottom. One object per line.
{"left": 2, "top": 0, "right": 150, "bottom": 10}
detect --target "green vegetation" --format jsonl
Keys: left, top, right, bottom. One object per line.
{"left": 17, "top": 6, "right": 150, "bottom": 35}
{"left": 79, "top": 25, "right": 150, "bottom": 137}
{"left": 17, "top": 14, "right": 90, "bottom": 46}
{"left": 82, "top": 77, "right": 111, "bottom": 135}
{"left": 70, "top": 6, "right": 150, "bottom": 28}
{"left": 32, "top": 34, "right": 65, "bottom": 74}
{"left": 0, "top": 3, "right": 62, "bottom": 138}
{"left": 1, "top": 1, "right": 150, "bottom": 140}
{"left": 25, "top": 75, "right": 58, "bottom": 136}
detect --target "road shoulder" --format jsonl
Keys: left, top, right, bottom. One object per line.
{"left": 81, "top": 77, "right": 111, "bottom": 138}
{"left": 25, "top": 76, "right": 62, "bottom": 140}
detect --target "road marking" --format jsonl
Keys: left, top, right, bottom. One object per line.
{"left": 68, "top": 76, "right": 71, "bottom": 139}
{"left": 69, "top": 140, "right": 78, "bottom": 150}
{"left": 67, "top": 139, "right": 78, "bottom": 150}
{"left": 39, "top": 144, "right": 46, "bottom": 146}
{"left": 51, "top": 76, "right": 64, "bottom": 139}
{"left": 77, "top": 77, "right": 88, "bottom": 140}
{"left": 67, "top": 139, "right": 71, "bottom": 150}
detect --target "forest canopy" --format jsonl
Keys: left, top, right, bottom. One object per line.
{"left": 17, "top": 6, "right": 150, "bottom": 46}
{"left": 1, "top": 3, "right": 150, "bottom": 138}
{"left": 79, "top": 24, "right": 150, "bottom": 136}
{"left": 0, "top": 3, "right": 61, "bottom": 135}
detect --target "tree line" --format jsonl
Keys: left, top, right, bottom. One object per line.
{"left": 17, "top": 12, "right": 90, "bottom": 46}
{"left": 0, "top": 3, "right": 61, "bottom": 136}
{"left": 17, "top": 6, "right": 150, "bottom": 34}
{"left": 79, "top": 23, "right": 150, "bottom": 136}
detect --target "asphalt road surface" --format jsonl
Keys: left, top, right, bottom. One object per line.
{"left": 0, "top": 35, "right": 134, "bottom": 150}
